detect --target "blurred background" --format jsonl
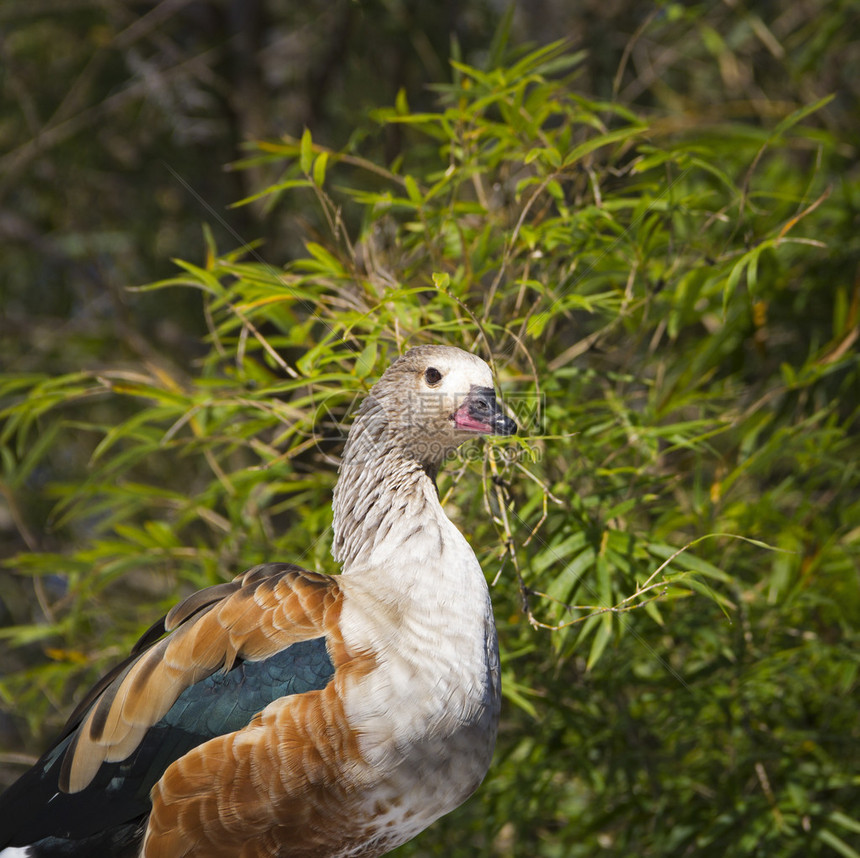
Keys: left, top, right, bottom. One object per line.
{"left": 4, "top": 0, "right": 855, "bottom": 386}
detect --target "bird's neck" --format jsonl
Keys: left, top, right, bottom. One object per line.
{"left": 332, "top": 402, "right": 447, "bottom": 574}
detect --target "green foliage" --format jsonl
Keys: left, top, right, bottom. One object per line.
{"left": 2, "top": 5, "right": 859, "bottom": 857}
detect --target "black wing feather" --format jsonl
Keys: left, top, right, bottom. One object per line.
{"left": 0, "top": 636, "right": 335, "bottom": 850}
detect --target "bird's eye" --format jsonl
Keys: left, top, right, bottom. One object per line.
{"left": 424, "top": 367, "right": 442, "bottom": 386}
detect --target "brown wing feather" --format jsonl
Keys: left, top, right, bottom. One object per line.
{"left": 58, "top": 576, "right": 255, "bottom": 739}
{"left": 142, "top": 650, "right": 379, "bottom": 858}
{"left": 60, "top": 563, "right": 345, "bottom": 794}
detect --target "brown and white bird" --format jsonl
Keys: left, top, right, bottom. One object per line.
{"left": 0, "top": 344, "right": 516, "bottom": 858}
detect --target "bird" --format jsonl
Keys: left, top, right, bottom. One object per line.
{"left": 0, "top": 344, "right": 517, "bottom": 858}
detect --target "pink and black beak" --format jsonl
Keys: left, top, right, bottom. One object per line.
{"left": 453, "top": 386, "right": 517, "bottom": 436}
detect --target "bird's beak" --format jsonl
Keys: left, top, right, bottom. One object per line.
{"left": 453, "top": 387, "right": 517, "bottom": 436}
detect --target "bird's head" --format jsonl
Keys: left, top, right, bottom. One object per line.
{"left": 353, "top": 344, "right": 517, "bottom": 471}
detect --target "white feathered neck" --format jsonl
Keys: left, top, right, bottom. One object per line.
{"left": 332, "top": 389, "right": 444, "bottom": 572}
{"left": 331, "top": 345, "right": 498, "bottom": 574}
